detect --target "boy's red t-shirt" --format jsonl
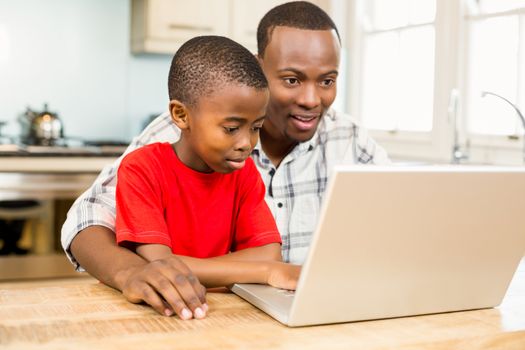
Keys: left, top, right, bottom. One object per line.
{"left": 115, "top": 142, "right": 281, "bottom": 258}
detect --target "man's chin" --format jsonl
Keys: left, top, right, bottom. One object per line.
{"left": 289, "top": 124, "right": 320, "bottom": 143}
{"left": 287, "top": 130, "right": 317, "bottom": 144}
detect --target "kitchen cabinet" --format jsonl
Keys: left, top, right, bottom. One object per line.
{"left": 131, "top": 0, "right": 230, "bottom": 54}
{"left": 233, "top": 0, "right": 332, "bottom": 51}
{"left": 231, "top": 0, "right": 291, "bottom": 50}
{"left": 131, "top": 0, "right": 332, "bottom": 54}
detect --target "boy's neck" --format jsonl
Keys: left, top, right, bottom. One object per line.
{"left": 259, "top": 128, "right": 297, "bottom": 168}
{"left": 171, "top": 141, "right": 214, "bottom": 173}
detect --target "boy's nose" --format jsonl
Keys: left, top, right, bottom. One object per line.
{"left": 235, "top": 132, "right": 252, "bottom": 152}
{"left": 297, "top": 84, "right": 321, "bottom": 109}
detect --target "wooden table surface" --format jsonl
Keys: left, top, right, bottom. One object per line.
{"left": 1, "top": 261, "right": 524, "bottom": 350}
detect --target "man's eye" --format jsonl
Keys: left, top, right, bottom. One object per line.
{"left": 252, "top": 125, "right": 263, "bottom": 132}
{"left": 224, "top": 127, "right": 239, "bottom": 133}
{"left": 284, "top": 78, "right": 299, "bottom": 85}
{"left": 321, "top": 79, "right": 335, "bottom": 87}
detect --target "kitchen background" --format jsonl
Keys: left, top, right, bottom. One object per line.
{"left": 0, "top": 0, "right": 172, "bottom": 142}
{"left": 0, "top": 0, "right": 344, "bottom": 145}
{"left": 0, "top": 0, "right": 341, "bottom": 265}
{"left": 1, "top": 0, "right": 524, "bottom": 164}
{"left": 0, "top": 0, "right": 524, "bottom": 269}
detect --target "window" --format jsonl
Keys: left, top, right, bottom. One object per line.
{"left": 359, "top": 0, "right": 436, "bottom": 132}
{"left": 348, "top": 0, "right": 525, "bottom": 164}
{"left": 464, "top": 0, "right": 524, "bottom": 137}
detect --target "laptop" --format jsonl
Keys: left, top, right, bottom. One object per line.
{"left": 231, "top": 165, "right": 525, "bottom": 327}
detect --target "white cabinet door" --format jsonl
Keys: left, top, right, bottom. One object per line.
{"left": 230, "top": 0, "right": 332, "bottom": 52}
{"left": 148, "top": 0, "right": 230, "bottom": 40}
{"left": 132, "top": 0, "right": 230, "bottom": 54}
{"left": 132, "top": 0, "right": 332, "bottom": 54}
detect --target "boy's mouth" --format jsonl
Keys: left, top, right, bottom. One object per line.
{"left": 225, "top": 158, "right": 246, "bottom": 170}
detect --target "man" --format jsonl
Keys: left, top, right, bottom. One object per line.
{"left": 61, "top": 1, "right": 389, "bottom": 319}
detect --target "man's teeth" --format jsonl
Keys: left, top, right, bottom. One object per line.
{"left": 293, "top": 115, "right": 316, "bottom": 121}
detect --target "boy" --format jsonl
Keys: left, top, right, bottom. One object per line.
{"left": 115, "top": 36, "right": 300, "bottom": 320}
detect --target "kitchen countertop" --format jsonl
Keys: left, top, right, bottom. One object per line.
{"left": 0, "top": 144, "right": 124, "bottom": 173}
{"left": 0, "top": 172, "right": 100, "bottom": 200}
{"left": 0, "top": 146, "right": 122, "bottom": 200}
{"left": 0, "top": 157, "right": 118, "bottom": 173}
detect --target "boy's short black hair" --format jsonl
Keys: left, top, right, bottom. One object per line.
{"left": 257, "top": 1, "right": 341, "bottom": 57}
{"left": 168, "top": 36, "right": 268, "bottom": 108}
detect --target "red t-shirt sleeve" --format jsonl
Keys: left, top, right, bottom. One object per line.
{"left": 115, "top": 147, "right": 172, "bottom": 248}
{"left": 232, "top": 159, "right": 282, "bottom": 251}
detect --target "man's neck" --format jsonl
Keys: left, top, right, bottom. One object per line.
{"left": 259, "top": 128, "right": 297, "bottom": 167}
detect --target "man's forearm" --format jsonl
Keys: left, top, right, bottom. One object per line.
{"left": 70, "top": 225, "right": 147, "bottom": 290}
{"left": 136, "top": 243, "right": 173, "bottom": 262}
{"left": 71, "top": 226, "right": 209, "bottom": 318}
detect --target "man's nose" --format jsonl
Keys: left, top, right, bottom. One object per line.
{"left": 297, "top": 84, "right": 321, "bottom": 109}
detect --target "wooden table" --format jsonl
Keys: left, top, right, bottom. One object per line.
{"left": 1, "top": 261, "right": 524, "bottom": 350}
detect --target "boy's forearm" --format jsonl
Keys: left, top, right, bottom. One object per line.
{"left": 176, "top": 256, "right": 272, "bottom": 287}
{"left": 70, "top": 225, "right": 147, "bottom": 291}
{"left": 213, "top": 243, "right": 282, "bottom": 262}
{"left": 175, "top": 243, "right": 283, "bottom": 287}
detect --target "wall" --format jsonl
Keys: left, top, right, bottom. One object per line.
{"left": 0, "top": 0, "right": 348, "bottom": 143}
{"left": 0, "top": 0, "right": 171, "bottom": 142}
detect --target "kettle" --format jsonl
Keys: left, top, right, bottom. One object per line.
{"left": 20, "top": 103, "right": 64, "bottom": 145}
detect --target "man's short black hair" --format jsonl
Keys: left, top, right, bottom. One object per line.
{"left": 168, "top": 36, "right": 268, "bottom": 108}
{"left": 257, "top": 1, "right": 341, "bottom": 57}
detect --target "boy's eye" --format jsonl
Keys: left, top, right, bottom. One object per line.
{"left": 224, "top": 126, "right": 239, "bottom": 134}
{"left": 252, "top": 125, "right": 263, "bottom": 132}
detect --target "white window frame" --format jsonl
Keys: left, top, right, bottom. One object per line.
{"left": 344, "top": 0, "right": 525, "bottom": 165}
{"left": 459, "top": 2, "right": 525, "bottom": 165}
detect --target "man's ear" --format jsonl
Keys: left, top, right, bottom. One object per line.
{"left": 169, "top": 100, "right": 190, "bottom": 130}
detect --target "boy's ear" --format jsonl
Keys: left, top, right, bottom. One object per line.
{"left": 256, "top": 54, "right": 267, "bottom": 72}
{"left": 169, "top": 100, "right": 190, "bottom": 129}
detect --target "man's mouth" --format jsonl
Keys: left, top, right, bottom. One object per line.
{"left": 289, "top": 113, "right": 320, "bottom": 131}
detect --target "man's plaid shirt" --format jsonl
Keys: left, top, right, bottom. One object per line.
{"left": 61, "top": 108, "right": 390, "bottom": 269}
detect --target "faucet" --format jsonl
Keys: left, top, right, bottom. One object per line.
{"left": 449, "top": 89, "right": 468, "bottom": 164}
{"left": 481, "top": 91, "right": 525, "bottom": 164}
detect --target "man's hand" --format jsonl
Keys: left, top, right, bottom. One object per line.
{"left": 120, "top": 256, "right": 208, "bottom": 319}
{"left": 266, "top": 262, "right": 302, "bottom": 290}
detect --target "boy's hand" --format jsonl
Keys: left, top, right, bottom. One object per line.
{"left": 266, "top": 262, "right": 302, "bottom": 290}
{"left": 120, "top": 256, "right": 208, "bottom": 319}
